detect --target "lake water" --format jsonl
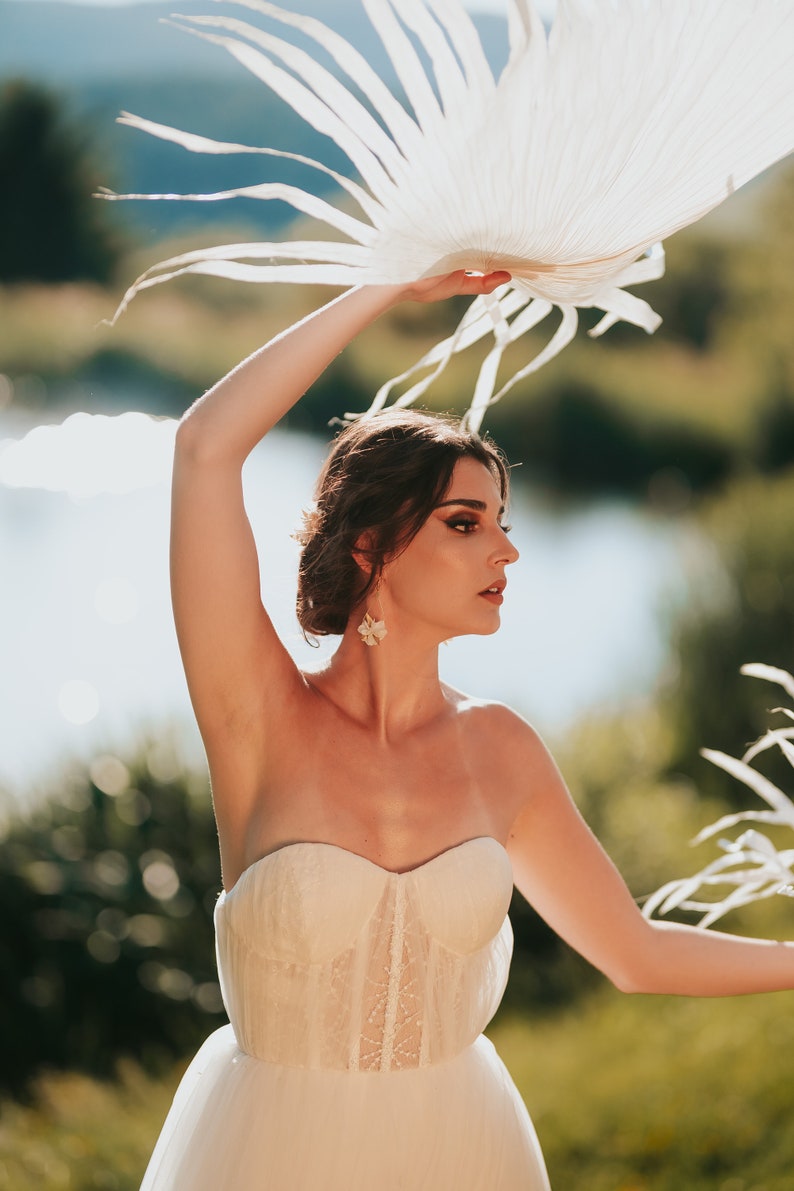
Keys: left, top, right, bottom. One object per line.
{"left": 0, "top": 405, "right": 709, "bottom": 802}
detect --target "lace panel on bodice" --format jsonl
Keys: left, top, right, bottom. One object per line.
{"left": 214, "top": 838, "right": 514, "bottom": 1072}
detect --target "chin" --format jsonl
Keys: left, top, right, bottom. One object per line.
{"left": 459, "top": 617, "right": 503, "bottom": 639}
{"left": 433, "top": 610, "right": 502, "bottom": 641}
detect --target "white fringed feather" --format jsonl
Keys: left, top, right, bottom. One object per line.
{"left": 643, "top": 665, "right": 794, "bottom": 928}
{"left": 106, "top": 0, "right": 794, "bottom": 430}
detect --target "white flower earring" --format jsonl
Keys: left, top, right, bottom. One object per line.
{"left": 357, "top": 612, "right": 387, "bottom": 647}
{"left": 357, "top": 583, "right": 387, "bottom": 647}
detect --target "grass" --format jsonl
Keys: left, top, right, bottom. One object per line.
{"left": 493, "top": 985, "right": 794, "bottom": 1191}
{"left": 1, "top": 203, "right": 790, "bottom": 454}
{"left": 0, "top": 275, "right": 314, "bottom": 398}
{"left": 2, "top": 980, "right": 793, "bottom": 1190}
{"left": 0, "top": 1059, "right": 178, "bottom": 1191}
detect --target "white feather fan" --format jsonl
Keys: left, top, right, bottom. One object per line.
{"left": 107, "top": 0, "right": 794, "bottom": 429}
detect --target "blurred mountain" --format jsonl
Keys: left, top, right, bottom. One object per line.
{"left": 1, "top": 1, "right": 393, "bottom": 83}
{"left": 0, "top": 0, "right": 508, "bottom": 236}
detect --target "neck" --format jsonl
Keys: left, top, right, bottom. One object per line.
{"left": 313, "top": 619, "right": 446, "bottom": 742}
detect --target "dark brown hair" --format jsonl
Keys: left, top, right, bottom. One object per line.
{"left": 296, "top": 409, "right": 510, "bottom": 637}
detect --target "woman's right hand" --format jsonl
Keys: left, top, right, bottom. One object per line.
{"left": 396, "top": 269, "right": 512, "bottom": 305}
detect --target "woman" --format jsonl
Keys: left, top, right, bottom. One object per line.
{"left": 142, "top": 271, "right": 794, "bottom": 1189}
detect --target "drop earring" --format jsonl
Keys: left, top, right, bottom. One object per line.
{"left": 356, "top": 583, "right": 387, "bottom": 647}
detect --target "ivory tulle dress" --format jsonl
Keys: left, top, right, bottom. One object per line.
{"left": 140, "top": 836, "right": 551, "bottom": 1189}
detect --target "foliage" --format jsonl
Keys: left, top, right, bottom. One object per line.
{"left": 504, "top": 890, "right": 599, "bottom": 1012}
{"left": 3, "top": 987, "right": 794, "bottom": 1190}
{"left": 0, "top": 82, "right": 122, "bottom": 285}
{"left": 645, "top": 665, "right": 794, "bottom": 926}
{"left": 662, "top": 470, "right": 794, "bottom": 801}
{"left": 503, "top": 704, "right": 723, "bottom": 1013}
{"left": 2, "top": 706, "right": 732, "bottom": 1092}
{"left": 0, "top": 741, "right": 612, "bottom": 1093}
{"left": 0, "top": 1060, "right": 172, "bottom": 1191}
{"left": 0, "top": 743, "right": 223, "bottom": 1096}
{"left": 495, "top": 985, "right": 794, "bottom": 1191}
{"left": 754, "top": 372, "right": 794, "bottom": 475}
{"left": 483, "top": 377, "right": 734, "bottom": 499}
{"left": 2, "top": 164, "right": 794, "bottom": 503}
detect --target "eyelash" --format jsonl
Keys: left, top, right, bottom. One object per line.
{"left": 445, "top": 517, "right": 512, "bottom": 535}
{"left": 446, "top": 517, "right": 478, "bottom": 533}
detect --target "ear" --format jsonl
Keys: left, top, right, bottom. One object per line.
{"left": 351, "top": 531, "right": 377, "bottom": 578}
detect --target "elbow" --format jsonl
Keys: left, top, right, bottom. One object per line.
{"left": 599, "top": 927, "right": 667, "bottom": 996}
{"left": 607, "top": 965, "right": 653, "bottom": 996}
{"left": 173, "top": 407, "right": 225, "bottom": 467}
{"left": 174, "top": 403, "right": 254, "bottom": 469}
{"left": 174, "top": 408, "right": 205, "bottom": 456}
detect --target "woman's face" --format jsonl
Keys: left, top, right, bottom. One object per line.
{"left": 379, "top": 456, "right": 519, "bottom": 643}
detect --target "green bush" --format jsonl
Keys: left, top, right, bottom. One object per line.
{"left": 0, "top": 743, "right": 223, "bottom": 1096}
{"left": 662, "top": 470, "right": 794, "bottom": 802}
{"left": 0, "top": 736, "right": 611, "bottom": 1093}
{"left": 3, "top": 987, "right": 793, "bottom": 1190}
{"left": 495, "top": 986, "right": 794, "bottom": 1191}
{"left": 485, "top": 378, "right": 734, "bottom": 498}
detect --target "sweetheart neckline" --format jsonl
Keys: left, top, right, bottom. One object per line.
{"left": 221, "top": 836, "right": 509, "bottom": 899}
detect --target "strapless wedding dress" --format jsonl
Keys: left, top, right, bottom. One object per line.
{"left": 140, "top": 836, "right": 551, "bottom": 1189}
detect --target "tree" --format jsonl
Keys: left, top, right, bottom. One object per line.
{"left": 0, "top": 80, "right": 121, "bottom": 284}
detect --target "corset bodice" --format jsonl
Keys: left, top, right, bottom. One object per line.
{"left": 214, "top": 836, "right": 514, "bottom": 1073}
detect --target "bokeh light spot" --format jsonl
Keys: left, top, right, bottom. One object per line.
{"left": 51, "top": 824, "right": 85, "bottom": 861}
{"left": 127, "top": 914, "right": 167, "bottom": 948}
{"left": 142, "top": 859, "right": 180, "bottom": 901}
{"left": 89, "top": 755, "right": 130, "bottom": 797}
{"left": 0, "top": 410, "right": 177, "bottom": 497}
{"left": 96, "top": 908, "right": 129, "bottom": 939}
{"left": 93, "top": 850, "right": 130, "bottom": 888}
{"left": 192, "top": 982, "right": 225, "bottom": 1014}
{"left": 114, "top": 788, "right": 151, "bottom": 827}
{"left": 20, "top": 976, "right": 58, "bottom": 1008}
{"left": 86, "top": 931, "right": 121, "bottom": 964}
{"left": 58, "top": 680, "right": 99, "bottom": 724}
{"left": 146, "top": 740, "right": 181, "bottom": 783}
{"left": 158, "top": 967, "right": 194, "bottom": 1001}
{"left": 25, "top": 860, "right": 65, "bottom": 896}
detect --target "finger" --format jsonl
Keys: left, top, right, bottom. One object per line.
{"left": 463, "top": 270, "right": 512, "bottom": 293}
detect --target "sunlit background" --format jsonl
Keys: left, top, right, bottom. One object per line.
{"left": 1, "top": 2, "right": 794, "bottom": 1189}
{"left": 0, "top": 0, "right": 710, "bottom": 797}
{"left": 0, "top": 405, "right": 706, "bottom": 793}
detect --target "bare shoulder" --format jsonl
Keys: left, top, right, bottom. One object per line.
{"left": 445, "top": 685, "right": 543, "bottom": 747}
{"left": 443, "top": 687, "right": 556, "bottom": 819}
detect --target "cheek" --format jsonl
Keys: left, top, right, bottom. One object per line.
{"left": 399, "top": 543, "right": 469, "bottom": 593}
{"left": 388, "top": 538, "right": 467, "bottom": 598}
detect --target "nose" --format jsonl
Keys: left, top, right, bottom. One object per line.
{"left": 494, "top": 526, "right": 519, "bottom": 566}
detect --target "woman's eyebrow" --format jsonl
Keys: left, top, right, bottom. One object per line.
{"left": 436, "top": 498, "right": 506, "bottom": 515}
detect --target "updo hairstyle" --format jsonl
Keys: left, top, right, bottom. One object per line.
{"left": 296, "top": 409, "right": 510, "bottom": 637}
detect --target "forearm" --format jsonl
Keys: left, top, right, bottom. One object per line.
{"left": 177, "top": 283, "right": 405, "bottom": 464}
{"left": 625, "top": 918, "right": 794, "bottom": 997}
{"left": 174, "top": 269, "right": 512, "bottom": 464}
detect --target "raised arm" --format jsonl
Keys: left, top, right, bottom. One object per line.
{"left": 170, "top": 271, "right": 510, "bottom": 819}
{"left": 504, "top": 717, "right": 794, "bottom": 997}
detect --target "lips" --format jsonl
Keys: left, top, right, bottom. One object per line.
{"left": 479, "top": 579, "right": 506, "bottom": 605}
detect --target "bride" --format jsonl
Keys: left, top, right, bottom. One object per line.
{"left": 142, "top": 270, "right": 794, "bottom": 1189}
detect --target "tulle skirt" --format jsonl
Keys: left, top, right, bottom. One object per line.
{"left": 140, "top": 1025, "right": 551, "bottom": 1189}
